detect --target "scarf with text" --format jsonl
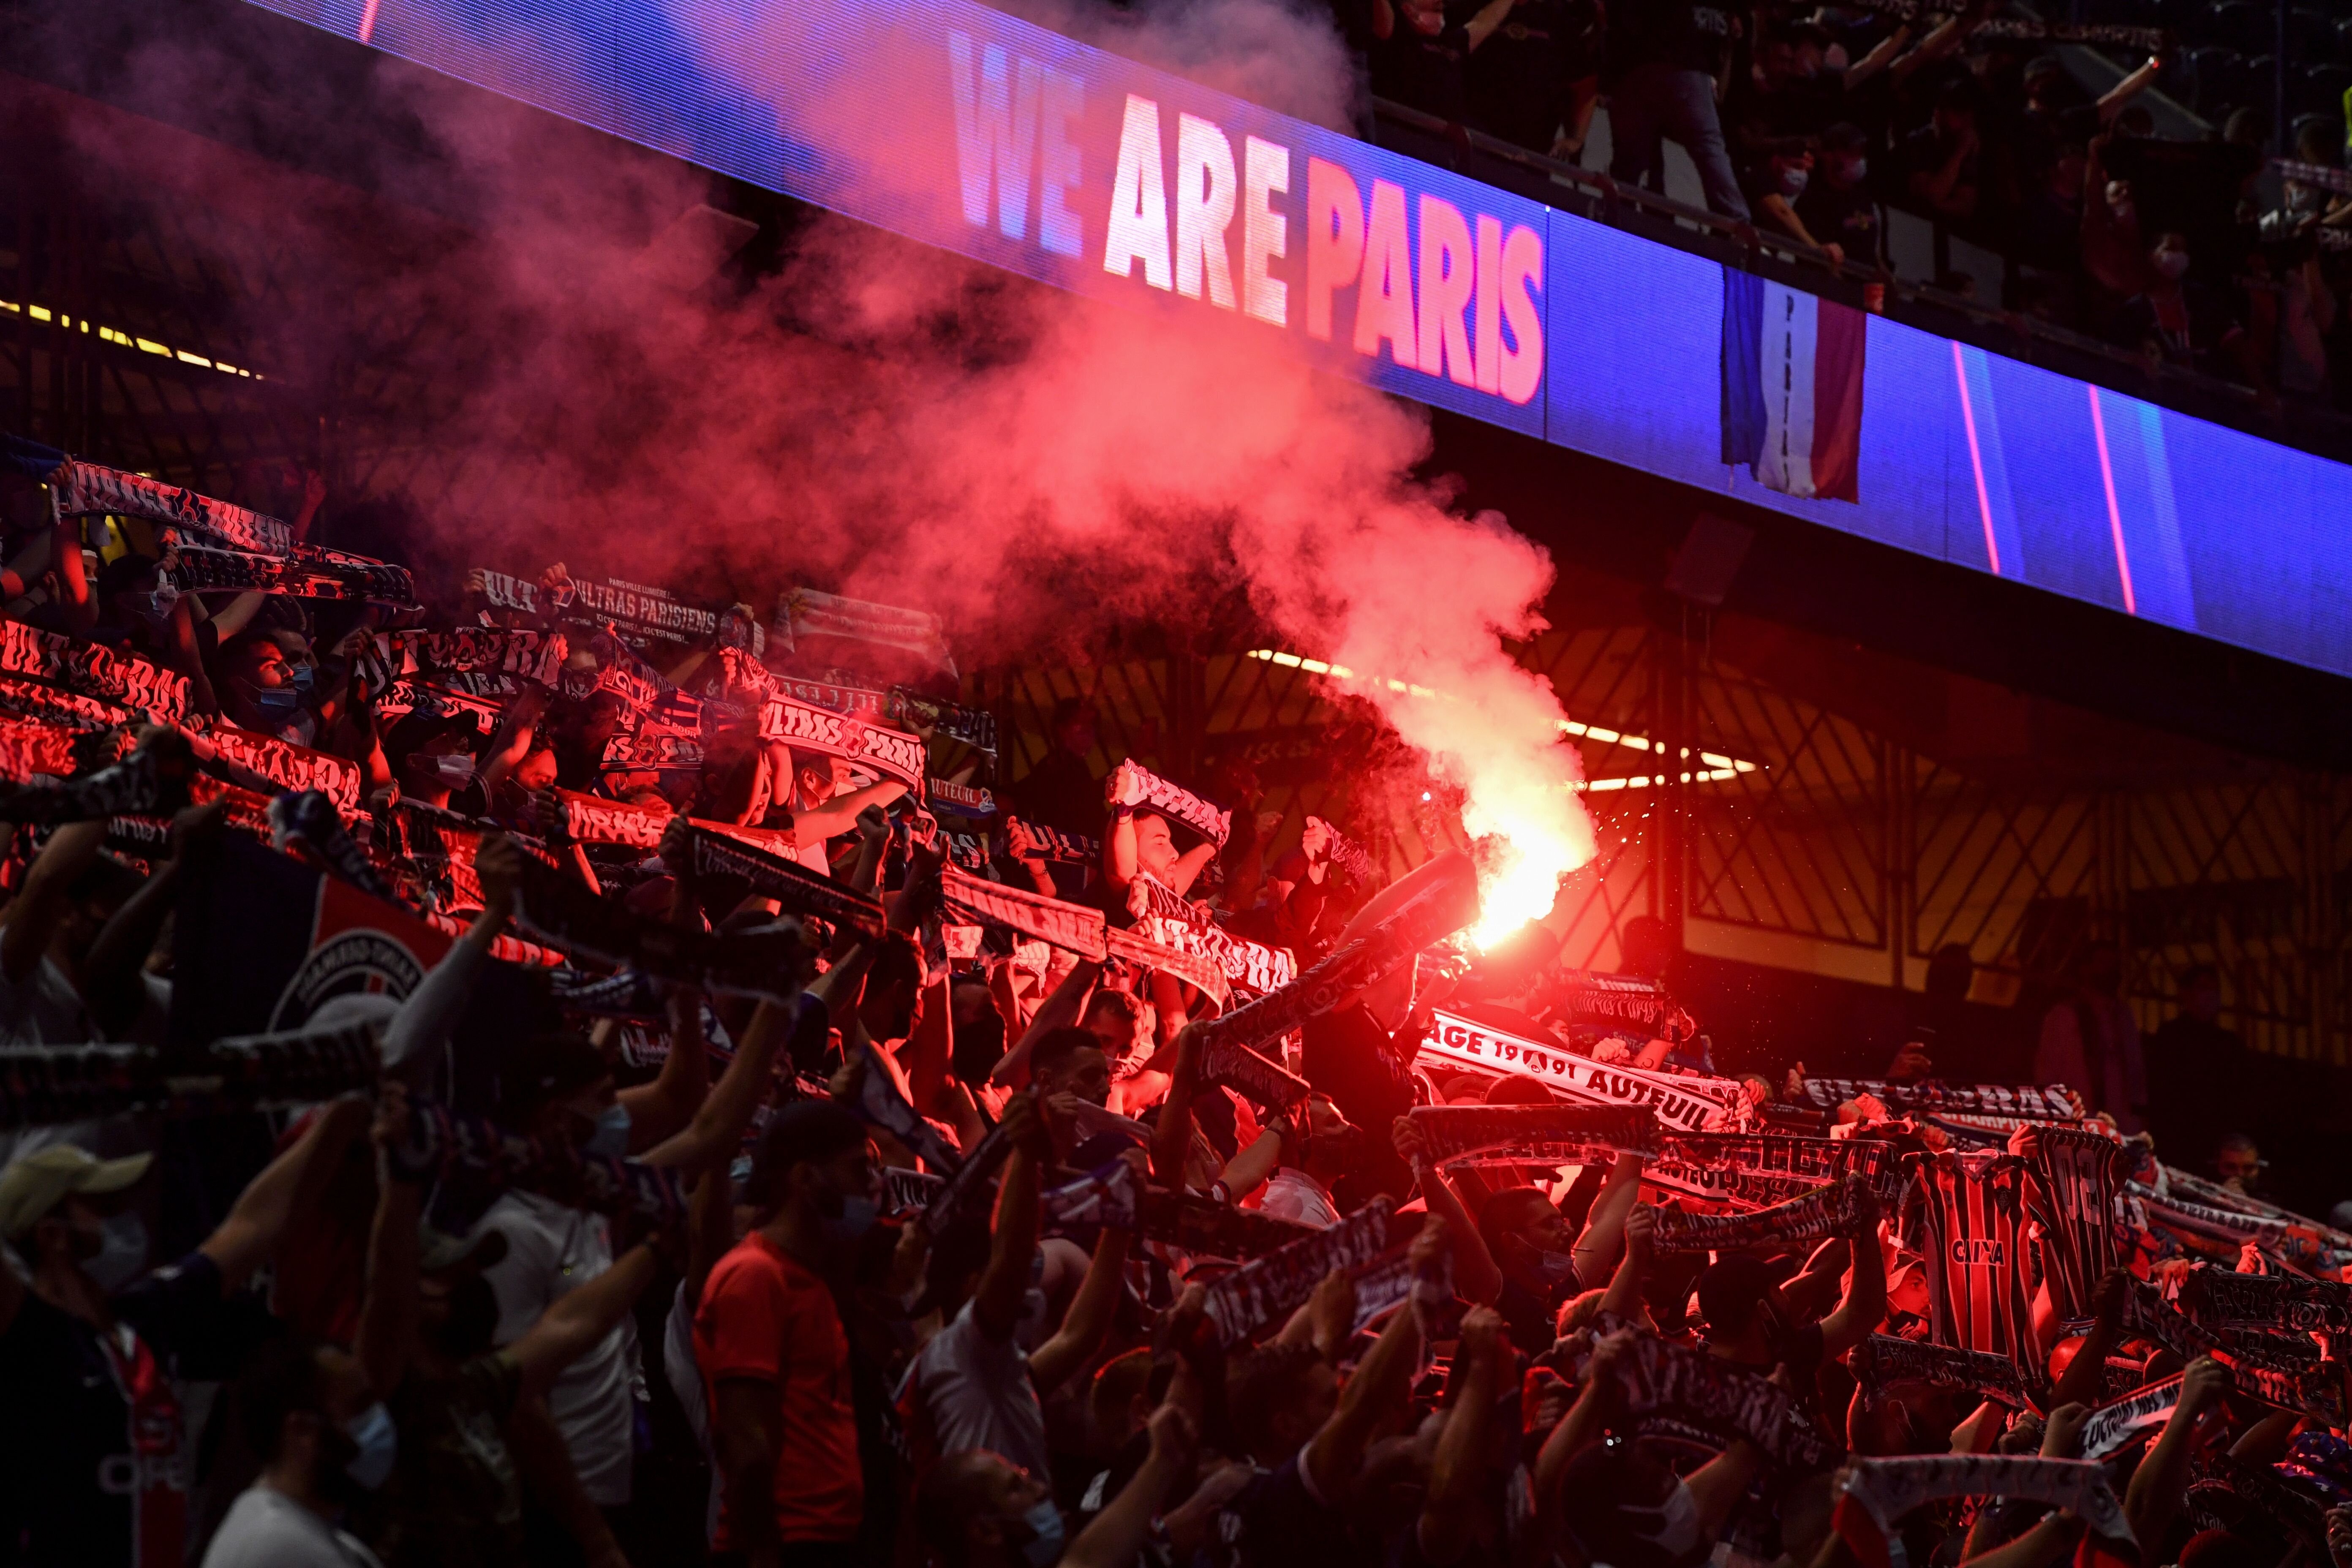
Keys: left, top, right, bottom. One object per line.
{"left": 0, "top": 620, "right": 189, "bottom": 724}
{"left": 2128, "top": 1184, "right": 2352, "bottom": 1269}
{"left": 776, "top": 586, "right": 956, "bottom": 676}
{"left": 393, "top": 627, "right": 569, "bottom": 688}
{"left": 1851, "top": 1334, "right": 2029, "bottom": 1406}
{"left": 1197, "top": 1034, "right": 1312, "bottom": 1110}
{"left": 754, "top": 691, "right": 927, "bottom": 789}
{"left": 1800, "top": 1078, "right": 2082, "bottom": 1120}
{"left": 728, "top": 665, "right": 996, "bottom": 754}
{"left": 198, "top": 724, "right": 361, "bottom": 811}
{"left": 2085, "top": 1277, "right": 2344, "bottom": 1422}
{"left": 1102, "top": 923, "right": 1233, "bottom": 1011}
{"left": 1135, "top": 1186, "right": 1321, "bottom": 1260}
{"left": 1833, "top": 1456, "right": 2131, "bottom": 1568}
{"left": 559, "top": 630, "right": 666, "bottom": 721}
{"left": 1550, "top": 968, "right": 1697, "bottom": 1043}
{"left": 167, "top": 543, "right": 416, "bottom": 604}
{"left": 384, "top": 1092, "right": 686, "bottom": 1227}
{"left": 1665, "top": 1132, "right": 1905, "bottom": 1200}
{"left": 1196, "top": 852, "right": 1480, "bottom": 1057}
{"left": 0, "top": 1021, "right": 384, "bottom": 1130}
{"left": 2186, "top": 1449, "right": 2331, "bottom": 1554}
{"left": 2025, "top": 1126, "right": 2135, "bottom": 1322}
{"left": 1008, "top": 817, "right": 1099, "bottom": 863}
{"left": 1112, "top": 759, "right": 1230, "bottom": 848}
{"left": 1405, "top": 1103, "right": 1662, "bottom": 1163}
{"left": 1347, "top": 1246, "right": 1460, "bottom": 1337}
{"left": 2189, "top": 1267, "right": 2352, "bottom": 1334}
{"left": 921, "top": 1119, "right": 1016, "bottom": 1231}
{"left": 1203, "top": 1198, "right": 1393, "bottom": 1345}
{"left": 1828, "top": 0, "right": 2163, "bottom": 49}
{"left": 0, "top": 673, "right": 135, "bottom": 730}
{"left": 1606, "top": 1325, "right": 1841, "bottom": 1471}
{"left": 939, "top": 862, "right": 1108, "bottom": 959}
{"left": 1319, "top": 822, "right": 1378, "bottom": 888}
{"left": 2077, "top": 1372, "right": 2186, "bottom": 1461}
{"left": 1651, "top": 1175, "right": 1875, "bottom": 1252}
{"left": 0, "top": 716, "right": 86, "bottom": 784}
{"left": 272, "top": 790, "right": 401, "bottom": 904}
{"left": 1128, "top": 872, "right": 1297, "bottom": 995}
{"left": 928, "top": 778, "right": 998, "bottom": 819}
{"left": 0, "top": 743, "right": 185, "bottom": 823}
{"left": 687, "top": 826, "right": 885, "bottom": 933}
{"left": 49, "top": 456, "right": 293, "bottom": 554}
{"left": 471, "top": 567, "right": 765, "bottom": 656}
{"left": 2161, "top": 1165, "right": 2352, "bottom": 1244}
{"left": 1417, "top": 1010, "right": 1748, "bottom": 1132}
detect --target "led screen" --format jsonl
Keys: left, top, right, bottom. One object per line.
{"left": 246, "top": 0, "right": 2352, "bottom": 679}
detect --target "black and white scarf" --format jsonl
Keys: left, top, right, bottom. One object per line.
{"left": 1417, "top": 1010, "right": 1749, "bottom": 1132}
{"left": 1606, "top": 1325, "right": 1842, "bottom": 1471}
{"left": 0, "top": 744, "right": 183, "bottom": 823}
{"left": 2077, "top": 1372, "right": 2186, "bottom": 1461}
{"left": 50, "top": 457, "right": 293, "bottom": 554}
{"left": 510, "top": 854, "right": 809, "bottom": 1002}
{"left": 0, "top": 620, "right": 190, "bottom": 724}
{"left": 1202, "top": 1198, "right": 1394, "bottom": 1345}
{"left": 848, "top": 1043, "right": 965, "bottom": 1175}
{"left": 1834, "top": 1456, "right": 2131, "bottom": 1568}
{"left": 1, "top": 1023, "right": 385, "bottom": 1130}
{"left": 939, "top": 863, "right": 1107, "bottom": 959}
{"left": 1405, "top": 1103, "right": 1660, "bottom": 1163}
{"left": 1798, "top": 1078, "right": 2082, "bottom": 1121}
{"left": 775, "top": 586, "right": 954, "bottom": 677}
{"left": 1651, "top": 1175, "right": 1875, "bottom": 1252}
{"left": 1851, "top": 1334, "right": 2028, "bottom": 1407}
{"left": 688, "top": 827, "right": 885, "bottom": 933}
{"left": 1115, "top": 758, "right": 1230, "bottom": 848}
{"left": 394, "top": 627, "right": 569, "bottom": 688}
{"left": 2189, "top": 1267, "right": 2352, "bottom": 1335}
{"left": 385, "top": 1092, "right": 686, "bottom": 1227}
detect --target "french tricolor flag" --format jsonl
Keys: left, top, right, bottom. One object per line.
{"left": 1720, "top": 270, "right": 1867, "bottom": 504}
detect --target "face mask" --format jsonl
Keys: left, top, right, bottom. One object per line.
{"left": 1621, "top": 1478, "right": 1703, "bottom": 1556}
{"left": 1522, "top": 1247, "right": 1582, "bottom": 1292}
{"left": 137, "top": 585, "right": 179, "bottom": 623}
{"left": 1780, "top": 166, "right": 1810, "bottom": 198}
{"left": 342, "top": 1402, "right": 398, "bottom": 1491}
{"left": 288, "top": 662, "right": 318, "bottom": 696}
{"left": 431, "top": 753, "right": 476, "bottom": 786}
{"left": 244, "top": 683, "right": 303, "bottom": 720}
{"left": 1839, "top": 156, "right": 1867, "bottom": 183}
{"left": 2154, "top": 249, "right": 2190, "bottom": 279}
{"left": 1016, "top": 1497, "right": 1067, "bottom": 1568}
{"left": 85, "top": 1212, "right": 149, "bottom": 1293}
{"left": 583, "top": 1103, "right": 631, "bottom": 1159}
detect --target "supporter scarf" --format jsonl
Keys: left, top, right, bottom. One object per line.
{"left": 1196, "top": 1035, "right": 1312, "bottom": 1110}
{"left": 849, "top": 1043, "right": 965, "bottom": 1175}
{"left": 921, "top": 1118, "right": 1013, "bottom": 1228}
{"left": 1909, "top": 1150, "right": 2039, "bottom": 1371}
{"left": 776, "top": 585, "right": 955, "bottom": 676}
{"left": 1800, "top": 1078, "right": 2082, "bottom": 1120}
{"left": 385, "top": 1092, "right": 686, "bottom": 1227}
{"left": 1641, "top": 1155, "right": 1829, "bottom": 1212}
{"left": 549, "top": 966, "right": 668, "bottom": 1021}
{"left": 754, "top": 692, "right": 927, "bottom": 789}
{"left": 1851, "top": 1334, "right": 2028, "bottom": 1406}
{"left": 0, "top": 745, "right": 185, "bottom": 823}
{"left": 884, "top": 1165, "right": 945, "bottom": 1215}
{"left": 1418, "top": 1010, "right": 1748, "bottom": 1132}
{"left": 48, "top": 455, "right": 293, "bottom": 554}
{"left": 2025, "top": 1126, "right": 2135, "bottom": 1323}
{"left": 743, "top": 670, "right": 995, "bottom": 754}
{"left": 2161, "top": 1165, "right": 2352, "bottom": 1240}
{"left": 169, "top": 543, "right": 416, "bottom": 604}
{"left": 564, "top": 632, "right": 665, "bottom": 722}
{"left": 1127, "top": 873, "right": 1296, "bottom": 995}
{"left": 1607, "top": 1327, "right": 1841, "bottom": 1471}
{"left": 1203, "top": 1198, "right": 1393, "bottom": 1345}
{"left": 1114, "top": 758, "right": 1230, "bottom": 847}
{"left": 271, "top": 790, "right": 400, "bottom": 903}
{"left": 2130, "top": 1184, "right": 2352, "bottom": 1266}
{"left": 198, "top": 724, "right": 360, "bottom": 810}
{"left": 1824, "top": 0, "right": 2161, "bottom": 48}
{"left": 1009, "top": 817, "right": 1100, "bottom": 863}
{"left": 0, "top": 716, "right": 82, "bottom": 782}
{"left": 1833, "top": 1456, "right": 2130, "bottom": 1568}
{"left": 549, "top": 791, "right": 670, "bottom": 849}
{"left": 1652, "top": 1175, "right": 1875, "bottom": 1251}
{"left": 1038, "top": 1157, "right": 1144, "bottom": 1233}
{"left": 0, "top": 1020, "right": 384, "bottom": 1130}
{"left": 1196, "top": 852, "right": 1480, "bottom": 1056}
{"left": 943, "top": 830, "right": 989, "bottom": 872}
{"left": 1665, "top": 1132, "right": 1903, "bottom": 1200}
{"left": 889, "top": 688, "right": 996, "bottom": 754}
{"left": 2091, "top": 1277, "right": 2343, "bottom": 1421}
{"left": 1550, "top": 968, "right": 1696, "bottom": 1043}
{"left": 2186, "top": 1449, "right": 2330, "bottom": 1553}
{"left": 509, "top": 854, "right": 808, "bottom": 1002}
{"left": 1320, "top": 823, "right": 1378, "bottom": 888}
{"left": 0, "top": 673, "right": 133, "bottom": 729}
{"left": 939, "top": 862, "right": 1108, "bottom": 959}
{"left": 1348, "top": 1246, "right": 1459, "bottom": 1337}
{"left": 1406, "top": 1103, "right": 1661, "bottom": 1163}
{"left": 2190, "top": 1268, "right": 2352, "bottom": 1334}
{"left": 2277, "top": 158, "right": 2352, "bottom": 196}
{"left": 1102, "top": 923, "right": 1233, "bottom": 1010}
{"left": 928, "top": 778, "right": 997, "bottom": 818}
{"left": 1134, "top": 1185, "right": 1320, "bottom": 1259}
{"left": 2077, "top": 1372, "right": 2185, "bottom": 1461}
{"left": 474, "top": 567, "right": 765, "bottom": 656}
{"left": 0, "top": 620, "right": 189, "bottom": 724}
{"left": 688, "top": 826, "right": 886, "bottom": 933}
{"left": 394, "top": 627, "right": 568, "bottom": 688}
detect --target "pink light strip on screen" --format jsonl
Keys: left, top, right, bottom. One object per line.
{"left": 2086, "top": 384, "right": 2137, "bottom": 616}
{"left": 1952, "top": 340, "right": 1999, "bottom": 577}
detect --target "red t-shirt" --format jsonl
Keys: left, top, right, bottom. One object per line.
{"left": 693, "top": 1231, "right": 863, "bottom": 1547}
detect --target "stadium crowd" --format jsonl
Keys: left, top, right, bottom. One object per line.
{"left": 2, "top": 438, "right": 2352, "bottom": 1568}
{"left": 1363, "top": 0, "right": 2352, "bottom": 409}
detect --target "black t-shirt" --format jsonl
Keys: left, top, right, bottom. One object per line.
{"left": 1494, "top": 1268, "right": 1580, "bottom": 1356}
{"left": 1225, "top": 1453, "right": 1359, "bottom": 1568}
{"left": 1795, "top": 177, "right": 1885, "bottom": 266}
{"left": 0, "top": 1251, "right": 259, "bottom": 1568}
{"left": 1610, "top": 0, "right": 1731, "bottom": 78}
{"left": 1466, "top": 0, "right": 1601, "bottom": 150}
{"left": 1373, "top": 17, "right": 1475, "bottom": 123}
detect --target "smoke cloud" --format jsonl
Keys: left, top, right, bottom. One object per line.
{"left": 78, "top": 0, "right": 1600, "bottom": 922}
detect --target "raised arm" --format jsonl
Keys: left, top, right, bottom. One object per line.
{"left": 1569, "top": 1153, "right": 1645, "bottom": 1288}
{"left": 507, "top": 1243, "right": 659, "bottom": 1401}
{"left": 1062, "top": 1406, "right": 1199, "bottom": 1568}
{"left": 2047, "top": 1268, "right": 2127, "bottom": 1413}
{"left": 1301, "top": 1220, "right": 1438, "bottom": 1498}
{"left": 617, "top": 983, "right": 714, "bottom": 1152}
{"left": 1, "top": 818, "right": 105, "bottom": 984}
{"left": 358, "top": 1085, "right": 424, "bottom": 1397}
{"left": 200, "top": 1094, "right": 375, "bottom": 1291}
{"left": 1395, "top": 1116, "right": 1503, "bottom": 1305}
{"left": 1151, "top": 1022, "right": 1203, "bottom": 1185}
{"left": 383, "top": 836, "right": 520, "bottom": 1083}
{"left": 2126, "top": 1356, "right": 2231, "bottom": 1547}
{"left": 1600, "top": 1203, "right": 1655, "bottom": 1321}
{"left": 991, "top": 957, "right": 1102, "bottom": 1089}
{"left": 643, "top": 993, "right": 792, "bottom": 1172}
{"left": 1533, "top": 1333, "right": 1620, "bottom": 1514}
{"left": 1418, "top": 1306, "right": 1507, "bottom": 1563}
{"left": 1816, "top": 1183, "right": 1886, "bottom": 1358}
{"left": 789, "top": 779, "right": 909, "bottom": 843}
{"left": 973, "top": 1092, "right": 1047, "bottom": 1341}
{"left": 82, "top": 804, "right": 223, "bottom": 1037}
{"left": 1029, "top": 1213, "right": 1135, "bottom": 1394}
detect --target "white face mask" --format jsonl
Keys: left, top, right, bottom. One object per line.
{"left": 2153, "top": 248, "right": 2190, "bottom": 280}
{"left": 84, "top": 1212, "right": 150, "bottom": 1293}
{"left": 1780, "top": 166, "right": 1810, "bottom": 198}
{"left": 1620, "top": 1478, "right": 1703, "bottom": 1557}
{"left": 431, "top": 752, "right": 476, "bottom": 786}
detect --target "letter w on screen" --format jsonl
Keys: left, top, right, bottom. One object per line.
{"left": 1720, "top": 268, "right": 1866, "bottom": 502}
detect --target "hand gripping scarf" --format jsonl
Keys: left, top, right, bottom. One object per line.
{"left": 384, "top": 1091, "right": 686, "bottom": 1227}
{"left": 1851, "top": 1334, "right": 2028, "bottom": 1407}
{"left": 1800, "top": 1077, "right": 2082, "bottom": 1120}
{"left": 1650, "top": 1174, "right": 1877, "bottom": 1252}
{"left": 1200, "top": 1198, "right": 1393, "bottom": 1346}
{"left": 1113, "top": 757, "right": 1230, "bottom": 848}
{"left": 0, "top": 1021, "right": 385, "bottom": 1131}
{"left": 1404, "top": 1103, "right": 1661, "bottom": 1164}
{"left": 1833, "top": 1456, "right": 2130, "bottom": 1568}
{"left": 1605, "top": 1326, "right": 1842, "bottom": 1471}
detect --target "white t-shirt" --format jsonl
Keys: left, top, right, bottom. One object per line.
{"left": 900, "top": 1299, "right": 1050, "bottom": 1479}
{"left": 660, "top": 1281, "right": 720, "bottom": 1542}
{"left": 476, "top": 1190, "right": 639, "bottom": 1504}
{"left": 1260, "top": 1168, "right": 1340, "bottom": 1229}
{"left": 199, "top": 1484, "right": 383, "bottom": 1568}
{"left": 0, "top": 955, "right": 90, "bottom": 1045}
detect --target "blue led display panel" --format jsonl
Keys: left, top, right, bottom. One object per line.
{"left": 247, "top": 0, "right": 2352, "bottom": 680}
